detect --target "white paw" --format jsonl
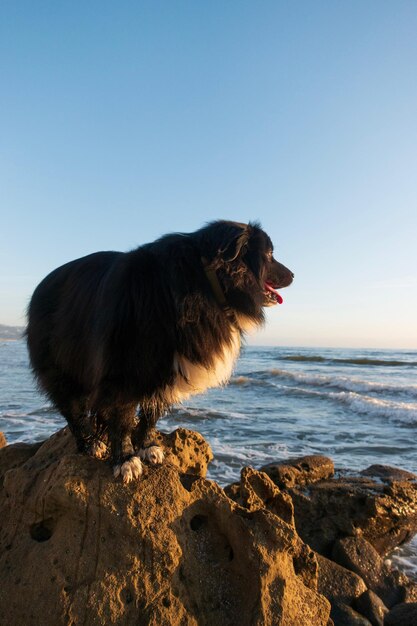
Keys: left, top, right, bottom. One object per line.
{"left": 113, "top": 456, "right": 143, "bottom": 483}
{"left": 90, "top": 440, "right": 107, "bottom": 459}
{"left": 138, "top": 445, "right": 164, "bottom": 465}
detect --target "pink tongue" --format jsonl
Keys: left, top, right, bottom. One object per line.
{"left": 265, "top": 282, "right": 283, "bottom": 304}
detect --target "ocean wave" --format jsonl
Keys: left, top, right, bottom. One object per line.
{"left": 229, "top": 376, "right": 272, "bottom": 388}
{"left": 279, "top": 355, "right": 417, "bottom": 367}
{"left": 169, "top": 406, "right": 250, "bottom": 421}
{"left": 267, "top": 369, "right": 417, "bottom": 398}
{"left": 332, "top": 391, "right": 417, "bottom": 424}
{"left": 389, "top": 535, "right": 417, "bottom": 579}
{"left": 273, "top": 385, "right": 417, "bottom": 424}
{"left": 207, "top": 439, "right": 290, "bottom": 484}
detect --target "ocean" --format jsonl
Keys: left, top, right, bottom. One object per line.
{"left": 1, "top": 339, "right": 417, "bottom": 576}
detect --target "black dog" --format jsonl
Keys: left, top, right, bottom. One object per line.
{"left": 26, "top": 221, "right": 293, "bottom": 482}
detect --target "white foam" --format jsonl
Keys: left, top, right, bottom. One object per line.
{"left": 277, "top": 384, "right": 417, "bottom": 425}
{"left": 269, "top": 369, "right": 417, "bottom": 398}
{"left": 332, "top": 391, "right": 417, "bottom": 424}
{"left": 207, "top": 438, "right": 290, "bottom": 484}
{"left": 170, "top": 405, "right": 250, "bottom": 421}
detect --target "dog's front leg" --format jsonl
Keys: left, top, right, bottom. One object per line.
{"left": 132, "top": 406, "right": 164, "bottom": 465}
{"left": 109, "top": 403, "right": 143, "bottom": 483}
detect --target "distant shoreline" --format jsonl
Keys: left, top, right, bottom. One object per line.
{"left": 0, "top": 325, "right": 24, "bottom": 341}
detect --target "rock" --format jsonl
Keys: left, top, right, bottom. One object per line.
{"left": 384, "top": 602, "right": 417, "bottom": 626}
{"left": 226, "top": 467, "right": 320, "bottom": 591}
{"left": 260, "top": 455, "right": 335, "bottom": 489}
{"left": 401, "top": 582, "right": 417, "bottom": 603}
{"left": 153, "top": 427, "right": 213, "bottom": 476}
{"left": 257, "top": 456, "right": 417, "bottom": 623}
{"left": 361, "top": 465, "right": 417, "bottom": 482}
{"left": 0, "top": 431, "right": 6, "bottom": 448}
{"left": 0, "top": 426, "right": 212, "bottom": 481}
{"left": 225, "top": 466, "right": 295, "bottom": 526}
{"left": 0, "top": 428, "right": 330, "bottom": 626}
{"left": 0, "top": 441, "right": 42, "bottom": 479}
{"left": 280, "top": 462, "right": 417, "bottom": 556}
{"left": 332, "top": 536, "right": 405, "bottom": 607}
{"left": 316, "top": 554, "right": 367, "bottom": 605}
{"left": 330, "top": 603, "right": 373, "bottom": 625}
{"left": 353, "top": 590, "right": 388, "bottom": 626}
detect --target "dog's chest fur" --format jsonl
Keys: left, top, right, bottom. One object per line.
{"left": 168, "top": 329, "right": 241, "bottom": 403}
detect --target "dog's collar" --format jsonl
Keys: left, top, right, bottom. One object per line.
{"left": 201, "top": 257, "right": 238, "bottom": 326}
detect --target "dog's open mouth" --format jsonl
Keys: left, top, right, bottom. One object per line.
{"left": 264, "top": 281, "right": 283, "bottom": 306}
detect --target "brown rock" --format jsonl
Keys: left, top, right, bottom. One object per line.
{"left": 0, "top": 441, "right": 42, "bottom": 479}
{"left": 283, "top": 465, "right": 417, "bottom": 556}
{"left": 260, "top": 455, "right": 335, "bottom": 489}
{"left": 317, "top": 554, "right": 367, "bottom": 604}
{"left": 154, "top": 427, "right": 213, "bottom": 476}
{"left": 0, "top": 431, "right": 6, "bottom": 448}
{"left": 0, "top": 427, "right": 204, "bottom": 484}
{"left": 224, "top": 480, "right": 240, "bottom": 500}
{"left": 353, "top": 590, "right": 388, "bottom": 626}
{"left": 226, "top": 466, "right": 295, "bottom": 526}
{"left": 0, "top": 428, "right": 330, "bottom": 626}
{"left": 229, "top": 467, "right": 321, "bottom": 593}
{"left": 361, "top": 465, "right": 417, "bottom": 482}
{"left": 332, "top": 536, "right": 405, "bottom": 607}
{"left": 401, "top": 582, "right": 417, "bottom": 603}
{"left": 385, "top": 602, "right": 417, "bottom": 626}
{"left": 330, "top": 602, "right": 373, "bottom": 625}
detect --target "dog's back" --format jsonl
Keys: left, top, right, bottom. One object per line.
{"left": 27, "top": 251, "right": 120, "bottom": 394}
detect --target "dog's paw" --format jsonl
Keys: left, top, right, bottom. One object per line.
{"left": 138, "top": 445, "right": 164, "bottom": 465}
{"left": 88, "top": 439, "right": 108, "bottom": 459}
{"left": 113, "top": 456, "right": 143, "bottom": 483}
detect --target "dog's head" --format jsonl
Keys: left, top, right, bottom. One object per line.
{"left": 197, "top": 220, "right": 293, "bottom": 323}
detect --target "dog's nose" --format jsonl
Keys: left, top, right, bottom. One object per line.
{"left": 285, "top": 270, "right": 294, "bottom": 286}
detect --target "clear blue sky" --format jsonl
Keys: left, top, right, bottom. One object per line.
{"left": 1, "top": 1, "right": 416, "bottom": 348}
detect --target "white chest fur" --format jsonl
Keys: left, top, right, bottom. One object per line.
{"left": 168, "top": 330, "right": 241, "bottom": 403}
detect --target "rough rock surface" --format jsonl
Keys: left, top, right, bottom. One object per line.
{"left": 3, "top": 434, "right": 417, "bottom": 626}
{"left": 271, "top": 456, "right": 417, "bottom": 557}
{"left": 353, "top": 590, "right": 388, "bottom": 626}
{"left": 316, "top": 554, "right": 367, "bottom": 605}
{"left": 229, "top": 454, "right": 417, "bottom": 626}
{"left": 260, "top": 455, "right": 335, "bottom": 489}
{"left": 332, "top": 536, "right": 405, "bottom": 607}
{"left": 0, "top": 429, "right": 330, "bottom": 626}
{"left": 225, "top": 466, "right": 295, "bottom": 526}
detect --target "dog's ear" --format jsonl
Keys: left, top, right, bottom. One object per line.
{"left": 217, "top": 223, "right": 251, "bottom": 263}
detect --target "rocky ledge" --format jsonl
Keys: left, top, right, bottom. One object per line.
{"left": 0, "top": 430, "right": 416, "bottom": 626}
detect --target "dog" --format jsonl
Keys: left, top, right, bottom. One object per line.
{"left": 26, "top": 220, "right": 293, "bottom": 482}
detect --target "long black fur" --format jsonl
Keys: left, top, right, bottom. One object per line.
{"left": 26, "top": 220, "right": 293, "bottom": 477}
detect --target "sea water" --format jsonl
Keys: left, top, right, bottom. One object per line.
{"left": 1, "top": 340, "right": 417, "bottom": 575}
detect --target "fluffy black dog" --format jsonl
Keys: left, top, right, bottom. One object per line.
{"left": 26, "top": 220, "right": 293, "bottom": 482}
